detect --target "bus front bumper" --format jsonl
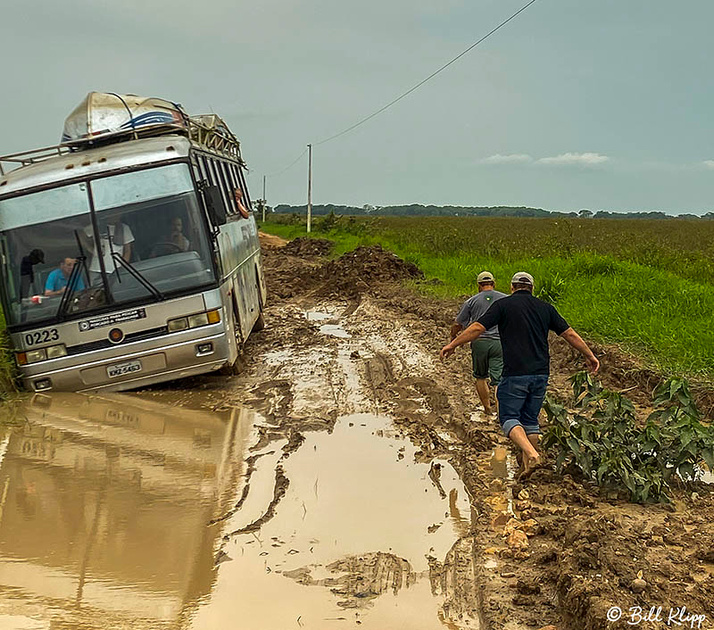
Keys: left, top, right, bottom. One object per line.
{"left": 19, "top": 330, "right": 231, "bottom": 393}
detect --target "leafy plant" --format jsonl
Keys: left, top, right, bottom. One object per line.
{"left": 542, "top": 373, "right": 714, "bottom": 503}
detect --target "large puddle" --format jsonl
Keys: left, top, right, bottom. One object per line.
{"left": 0, "top": 395, "right": 475, "bottom": 629}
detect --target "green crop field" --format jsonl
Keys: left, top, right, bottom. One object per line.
{"left": 261, "top": 214, "right": 714, "bottom": 381}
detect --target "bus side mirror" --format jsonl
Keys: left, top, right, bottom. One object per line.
{"left": 203, "top": 185, "right": 227, "bottom": 226}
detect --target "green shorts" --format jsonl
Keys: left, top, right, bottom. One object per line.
{"left": 470, "top": 337, "right": 503, "bottom": 385}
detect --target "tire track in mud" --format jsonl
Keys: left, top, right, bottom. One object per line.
{"left": 225, "top": 466, "right": 290, "bottom": 538}
{"left": 212, "top": 293, "right": 501, "bottom": 628}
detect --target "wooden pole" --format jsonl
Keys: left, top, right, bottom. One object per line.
{"left": 262, "top": 175, "right": 266, "bottom": 222}
{"left": 306, "top": 144, "right": 312, "bottom": 234}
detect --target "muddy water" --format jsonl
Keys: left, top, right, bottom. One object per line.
{"left": 192, "top": 412, "right": 474, "bottom": 630}
{"left": 0, "top": 395, "right": 475, "bottom": 630}
{"left": 0, "top": 393, "right": 254, "bottom": 630}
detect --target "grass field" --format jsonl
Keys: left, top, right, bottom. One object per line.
{"left": 261, "top": 214, "right": 714, "bottom": 380}
{"left": 0, "top": 311, "right": 15, "bottom": 393}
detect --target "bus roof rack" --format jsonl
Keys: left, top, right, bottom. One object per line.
{"left": 0, "top": 92, "right": 245, "bottom": 176}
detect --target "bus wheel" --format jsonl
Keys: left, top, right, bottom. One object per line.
{"left": 252, "top": 311, "right": 265, "bottom": 332}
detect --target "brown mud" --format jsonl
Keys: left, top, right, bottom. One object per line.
{"left": 240, "top": 235, "right": 714, "bottom": 630}
{"left": 1, "top": 236, "right": 712, "bottom": 630}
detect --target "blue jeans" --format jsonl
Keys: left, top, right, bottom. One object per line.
{"left": 497, "top": 375, "right": 549, "bottom": 437}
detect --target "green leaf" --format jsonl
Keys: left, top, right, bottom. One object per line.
{"left": 555, "top": 451, "right": 569, "bottom": 469}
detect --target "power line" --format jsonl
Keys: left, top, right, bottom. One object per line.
{"left": 314, "top": 0, "right": 541, "bottom": 147}
{"left": 265, "top": 147, "right": 308, "bottom": 178}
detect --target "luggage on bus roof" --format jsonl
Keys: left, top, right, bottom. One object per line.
{"left": 61, "top": 92, "right": 188, "bottom": 147}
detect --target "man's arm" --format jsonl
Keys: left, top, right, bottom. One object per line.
{"left": 452, "top": 299, "right": 472, "bottom": 340}
{"left": 44, "top": 272, "right": 62, "bottom": 297}
{"left": 121, "top": 224, "right": 135, "bottom": 261}
{"left": 450, "top": 322, "right": 463, "bottom": 340}
{"left": 440, "top": 322, "right": 486, "bottom": 360}
{"left": 560, "top": 328, "right": 599, "bottom": 374}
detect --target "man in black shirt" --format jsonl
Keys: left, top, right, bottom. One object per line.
{"left": 440, "top": 272, "right": 599, "bottom": 474}
{"left": 20, "top": 249, "right": 45, "bottom": 298}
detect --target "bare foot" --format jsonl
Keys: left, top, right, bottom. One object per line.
{"left": 515, "top": 450, "right": 524, "bottom": 473}
{"left": 517, "top": 452, "right": 542, "bottom": 480}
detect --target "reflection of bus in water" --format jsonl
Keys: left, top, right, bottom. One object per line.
{"left": 0, "top": 393, "right": 254, "bottom": 629}
{"left": 0, "top": 92, "right": 266, "bottom": 392}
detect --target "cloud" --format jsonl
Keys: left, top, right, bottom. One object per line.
{"left": 537, "top": 152, "right": 610, "bottom": 166}
{"left": 702, "top": 160, "right": 714, "bottom": 169}
{"left": 480, "top": 153, "right": 533, "bottom": 165}
{"left": 479, "top": 152, "right": 611, "bottom": 167}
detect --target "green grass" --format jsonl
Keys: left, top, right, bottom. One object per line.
{"left": 0, "top": 311, "right": 16, "bottom": 394}
{"left": 260, "top": 215, "right": 714, "bottom": 380}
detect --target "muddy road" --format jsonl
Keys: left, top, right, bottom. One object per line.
{"left": 0, "top": 237, "right": 712, "bottom": 630}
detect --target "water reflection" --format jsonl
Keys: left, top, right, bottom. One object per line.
{"left": 0, "top": 393, "right": 255, "bottom": 630}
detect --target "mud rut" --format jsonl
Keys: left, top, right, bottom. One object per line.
{"left": 169, "top": 241, "right": 714, "bottom": 630}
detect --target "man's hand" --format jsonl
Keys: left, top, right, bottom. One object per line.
{"left": 440, "top": 344, "right": 455, "bottom": 361}
{"left": 585, "top": 354, "right": 600, "bottom": 374}
{"left": 441, "top": 321, "right": 486, "bottom": 361}
{"left": 561, "top": 328, "right": 600, "bottom": 374}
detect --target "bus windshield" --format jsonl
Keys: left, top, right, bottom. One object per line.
{"left": 0, "top": 163, "right": 215, "bottom": 328}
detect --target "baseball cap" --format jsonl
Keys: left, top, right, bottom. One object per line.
{"left": 477, "top": 271, "right": 494, "bottom": 284}
{"left": 511, "top": 271, "right": 534, "bottom": 285}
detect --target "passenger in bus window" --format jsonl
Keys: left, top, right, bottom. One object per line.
{"left": 168, "top": 217, "right": 190, "bottom": 252}
{"left": 234, "top": 188, "right": 250, "bottom": 218}
{"left": 83, "top": 219, "right": 135, "bottom": 282}
{"left": 20, "top": 249, "right": 45, "bottom": 298}
{"left": 44, "top": 257, "right": 86, "bottom": 297}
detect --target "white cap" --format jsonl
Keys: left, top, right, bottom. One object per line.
{"left": 511, "top": 271, "right": 534, "bottom": 286}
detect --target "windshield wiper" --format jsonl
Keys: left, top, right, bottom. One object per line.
{"left": 56, "top": 255, "right": 88, "bottom": 319}
{"left": 110, "top": 252, "right": 164, "bottom": 301}
{"left": 106, "top": 226, "right": 121, "bottom": 283}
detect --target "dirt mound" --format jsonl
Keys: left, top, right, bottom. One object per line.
{"left": 258, "top": 232, "right": 289, "bottom": 248}
{"left": 263, "top": 244, "right": 423, "bottom": 299}
{"left": 282, "top": 237, "right": 334, "bottom": 257}
{"left": 315, "top": 246, "right": 423, "bottom": 297}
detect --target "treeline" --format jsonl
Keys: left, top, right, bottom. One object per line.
{"left": 272, "top": 204, "right": 714, "bottom": 220}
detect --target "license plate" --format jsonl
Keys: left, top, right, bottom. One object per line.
{"left": 107, "top": 360, "right": 142, "bottom": 378}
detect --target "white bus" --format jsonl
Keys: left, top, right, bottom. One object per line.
{"left": 0, "top": 92, "right": 266, "bottom": 392}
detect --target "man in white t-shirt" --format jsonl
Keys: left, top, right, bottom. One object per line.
{"left": 84, "top": 220, "right": 135, "bottom": 282}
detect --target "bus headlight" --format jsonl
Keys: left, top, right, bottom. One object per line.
{"left": 46, "top": 344, "right": 68, "bottom": 359}
{"left": 168, "top": 309, "right": 221, "bottom": 332}
{"left": 168, "top": 317, "right": 189, "bottom": 332}
{"left": 188, "top": 312, "right": 209, "bottom": 328}
{"left": 17, "top": 344, "right": 67, "bottom": 366}
{"left": 25, "top": 349, "right": 47, "bottom": 363}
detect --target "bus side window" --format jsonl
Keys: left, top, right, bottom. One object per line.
{"left": 226, "top": 164, "right": 242, "bottom": 212}
{"left": 196, "top": 154, "right": 209, "bottom": 184}
{"left": 217, "top": 161, "right": 237, "bottom": 215}
{"left": 206, "top": 159, "right": 231, "bottom": 218}
{"left": 190, "top": 156, "right": 202, "bottom": 183}
{"left": 235, "top": 165, "right": 252, "bottom": 212}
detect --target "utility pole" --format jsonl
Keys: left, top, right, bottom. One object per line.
{"left": 262, "top": 175, "right": 267, "bottom": 223}
{"left": 306, "top": 143, "right": 312, "bottom": 234}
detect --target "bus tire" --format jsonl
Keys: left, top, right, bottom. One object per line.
{"left": 252, "top": 311, "right": 265, "bottom": 332}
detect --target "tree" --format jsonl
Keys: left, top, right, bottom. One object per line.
{"left": 579, "top": 209, "right": 593, "bottom": 219}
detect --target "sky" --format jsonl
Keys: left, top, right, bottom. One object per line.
{"left": 2, "top": 0, "right": 713, "bottom": 214}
